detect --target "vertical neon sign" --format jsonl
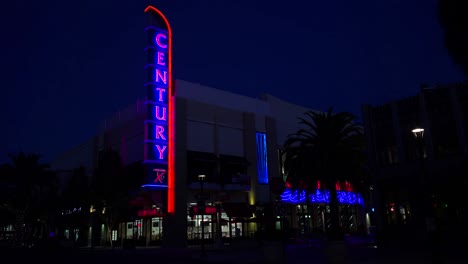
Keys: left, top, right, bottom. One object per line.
{"left": 143, "top": 6, "right": 175, "bottom": 213}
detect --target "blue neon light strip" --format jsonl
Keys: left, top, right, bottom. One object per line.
{"left": 142, "top": 184, "right": 168, "bottom": 189}
{"left": 281, "top": 188, "right": 364, "bottom": 205}
{"left": 256, "top": 132, "right": 269, "bottom": 184}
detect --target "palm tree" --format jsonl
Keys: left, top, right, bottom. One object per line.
{"left": 282, "top": 107, "right": 367, "bottom": 240}
{"left": 1, "top": 152, "right": 56, "bottom": 246}
{"left": 438, "top": 0, "right": 468, "bottom": 76}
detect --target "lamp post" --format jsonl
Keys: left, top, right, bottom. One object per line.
{"left": 198, "top": 174, "right": 207, "bottom": 257}
{"left": 411, "top": 127, "right": 431, "bottom": 235}
{"left": 89, "top": 205, "right": 96, "bottom": 248}
{"left": 411, "top": 128, "right": 425, "bottom": 188}
{"left": 411, "top": 128, "right": 424, "bottom": 141}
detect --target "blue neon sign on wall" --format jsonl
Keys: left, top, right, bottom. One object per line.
{"left": 256, "top": 132, "right": 269, "bottom": 184}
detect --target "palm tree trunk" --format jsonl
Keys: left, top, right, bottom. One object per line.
{"left": 300, "top": 204, "right": 307, "bottom": 237}
{"left": 305, "top": 189, "right": 312, "bottom": 237}
{"left": 328, "top": 179, "right": 343, "bottom": 241}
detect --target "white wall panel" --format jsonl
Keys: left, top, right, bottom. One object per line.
{"left": 187, "top": 121, "right": 215, "bottom": 153}
{"left": 215, "top": 108, "right": 243, "bottom": 129}
{"left": 218, "top": 126, "right": 244, "bottom": 156}
{"left": 255, "top": 115, "right": 266, "bottom": 133}
{"left": 186, "top": 101, "right": 216, "bottom": 123}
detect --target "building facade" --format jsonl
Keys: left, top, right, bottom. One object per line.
{"left": 52, "top": 79, "right": 319, "bottom": 246}
{"left": 49, "top": 5, "right": 371, "bottom": 248}
{"left": 362, "top": 82, "right": 468, "bottom": 237}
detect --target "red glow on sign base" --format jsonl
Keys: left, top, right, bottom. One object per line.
{"left": 138, "top": 208, "right": 164, "bottom": 217}
{"left": 191, "top": 206, "right": 218, "bottom": 215}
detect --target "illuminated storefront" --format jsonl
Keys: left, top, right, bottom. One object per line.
{"left": 279, "top": 181, "right": 365, "bottom": 234}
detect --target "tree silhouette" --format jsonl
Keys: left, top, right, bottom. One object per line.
{"left": 0, "top": 152, "right": 57, "bottom": 246}
{"left": 90, "top": 148, "right": 132, "bottom": 247}
{"left": 438, "top": 0, "right": 468, "bottom": 77}
{"left": 282, "top": 108, "right": 367, "bottom": 240}
{"left": 61, "top": 166, "right": 89, "bottom": 209}
{"left": 59, "top": 166, "right": 90, "bottom": 245}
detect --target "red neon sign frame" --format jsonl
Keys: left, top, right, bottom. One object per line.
{"left": 137, "top": 208, "right": 164, "bottom": 218}
{"left": 144, "top": 5, "right": 175, "bottom": 214}
{"left": 191, "top": 206, "right": 217, "bottom": 215}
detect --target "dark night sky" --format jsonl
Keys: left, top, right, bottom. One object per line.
{"left": 2, "top": 0, "right": 464, "bottom": 164}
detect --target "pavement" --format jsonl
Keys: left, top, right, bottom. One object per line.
{"left": 1, "top": 236, "right": 467, "bottom": 264}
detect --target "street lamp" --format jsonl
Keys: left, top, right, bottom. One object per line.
{"left": 411, "top": 127, "right": 425, "bottom": 178}
{"left": 198, "top": 174, "right": 207, "bottom": 257}
{"left": 411, "top": 127, "right": 431, "bottom": 235}
{"left": 411, "top": 128, "right": 424, "bottom": 140}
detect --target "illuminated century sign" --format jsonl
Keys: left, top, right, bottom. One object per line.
{"left": 142, "top": 6, "right": 175, "bottom": 213}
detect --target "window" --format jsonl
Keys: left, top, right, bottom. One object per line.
{"left": 187, "top": 151, "right": 219, "bottom": 183}
{"left": 112, "top": 230, "right": 117, "bottom": 241}
{"left": 219, "top": 155, "right": 249, "bottom": 184}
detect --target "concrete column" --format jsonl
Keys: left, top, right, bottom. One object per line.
{"left": 391, "top": 101, "right": 406, "bottom": 162}
{"left": 243, "top": 112, "right": 258, "bottom": 206}
{"left": 145, "top": 218, "right": 151, "bottom": 246}
{"left": 265, "top": 116, "right": 279, "bottom": 178}
{"left": 163, "top": 97, "right": 188, "bottom": 248}
{"left": 418, "top": 91, "right": 435, "bottom": 160}
{"left": 361, "top": 104, "right": 385, "bottom": 244}
{"left": 449, "top": 86, "right": 468, "bottom": 154}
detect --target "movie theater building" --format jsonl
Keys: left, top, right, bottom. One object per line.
{"left": 51, "top": 6, "right": 368, "bottom": 246}
{"left": 52, "top": 79, "right": 316, "bottom": 245}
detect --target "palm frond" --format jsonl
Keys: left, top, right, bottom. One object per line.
{"left": 282, "top": 108, "right": 367, "bottom": 191}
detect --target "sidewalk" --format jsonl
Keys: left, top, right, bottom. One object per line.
{"left": 6, "top": 238, "right": 465, "bottom": 264}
